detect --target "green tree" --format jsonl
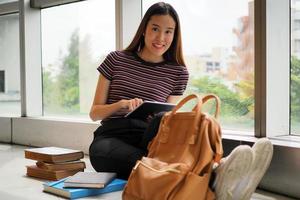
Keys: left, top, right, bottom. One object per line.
{"left": 42, "top": 65, "right": 61, "bottom": 113}
{"left": 189, "top": 76, "right": 253, "bottom": 117}
{"left": 56, "top": 29, "right": 80, "bottom": 112}
{"left": 291, "top": 56, "right": 300, "bottom": 121}
{"left": 234, "top": 72, "right": 254, "bottom": 118}
{"left": 43, "top": 70, "right": 54, "bottom": 108}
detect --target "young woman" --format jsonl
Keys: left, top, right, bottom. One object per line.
{"left": 88, "top": 3, "right": 274, "bottom": 199}
{"left": 89, "top": 2, "right": 189, "bottom": 179}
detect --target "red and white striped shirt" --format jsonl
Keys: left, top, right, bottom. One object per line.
{"left": 98, "top": 50, "right": 189, "bottom": 118}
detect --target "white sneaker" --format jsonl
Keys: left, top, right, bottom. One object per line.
{"left": 214, "top": 145, "right": 253, "bottom": 200}
{"left": 238, "top": 138, "right": 273, "bottom": 200}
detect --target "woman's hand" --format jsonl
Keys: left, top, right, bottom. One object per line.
{"left": 117, "top": 98, "right": 143, "bottom": 114}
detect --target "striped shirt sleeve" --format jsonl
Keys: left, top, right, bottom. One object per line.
{"left": 97, "top": 52, "right": 115, "bottom": 80}
{"left": 170, "top": 67, "right": 189, "bottom": 96}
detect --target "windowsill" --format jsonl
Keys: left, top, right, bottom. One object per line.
{"left": 223, "top": 132, "right": 300, "bottom": 148}
{"left": 11, "top": 116, "right": 100, "bottom": 124}
{"left": 2, "top": 115, "right": 300, "bottom": 148}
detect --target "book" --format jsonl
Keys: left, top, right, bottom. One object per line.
{"left": 24, "top": 147, "right": 84, "bottom": 163}
{"left": 26, "top": 165, "right": 83, "bottom": 181}
{"left": 64, "top": 171, "right": 116, "bottom": 188}
{"left": 125, "top": 101, "right": 175, "bottom": 119}
{"left": 36, "top": 161, "right": 86, "bottom": 171}
{"left": 43, "top": 178, "right": 127, "bottom": 199}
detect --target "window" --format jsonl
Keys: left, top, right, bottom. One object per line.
{"left": 293, "top": 39, "right": 300, "bottom": 53}
{"left": 291, "top": 0, "right": 300, "bottom": 135}
{"left": 143, "top": 0, "right": 254, "bottom": 133}
{"left": 41, "top": 0, "right": 115, "bottom": 118}
{"left": 293, "top": 19, "right": 300, "bottom": 30}
{"left": 0, "top": 13, "right": 20, "bottom": 116}
{"left": 207, "top": 62, "right": 213, "bottom": 66}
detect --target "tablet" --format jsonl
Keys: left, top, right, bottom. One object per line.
{"left": 125, "top": 101, "right": 175, "bottom": 119}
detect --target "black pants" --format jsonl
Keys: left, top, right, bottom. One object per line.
{"left": 89, "top": 113, "right": 164, "bottom": 180}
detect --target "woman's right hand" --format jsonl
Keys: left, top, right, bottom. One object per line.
{"left": 118, "top": 98, "right": 143, "bottom": 114}
{"left": 91, "top": 75, "right": 145, "bottom": 121}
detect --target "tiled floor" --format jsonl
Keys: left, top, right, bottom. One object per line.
{"left": 0, "top": 143, "right": 296, "bottom": 200}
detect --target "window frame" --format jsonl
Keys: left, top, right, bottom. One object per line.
{"left": 265, "top": 0, "right": 290, "bottom": 137}
{"left": 30, "top": 0, "right": 85, "bottom": 9}
{"left": 19, "top": 0, "right": 42, "bottom": 116}
{"left": 1, "top": 1, "right": 300, "bottom": 197}
{"left": 0, "top": 1, "right": 18, "bottom": 15}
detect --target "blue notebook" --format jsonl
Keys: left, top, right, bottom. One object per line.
{"left": 43, "top": 178, "right": 126, "bottom": 199}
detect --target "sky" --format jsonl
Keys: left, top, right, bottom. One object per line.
{"left": 41, "top": 0, "right": 251, "bottom": 68}
{"left": 144, "top": 0, "right": 251, "bottom": 55}
{"left": 41, "top": 0, "right": 115, "bottom": 68}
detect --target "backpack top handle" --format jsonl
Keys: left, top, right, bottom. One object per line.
{"left": 201, "top": 94, "right": 221, "bottom": 119}
{"left": 170, "top": 93, "right": 202, "bottom": 115}
{"left": 161, "top": 94, "right": 221, "bottom": 144}
{"left": 162, "top": 94, "right": 203, "bottom": 144}
{"left": 169, "top": 93, "right": 220, "bottom": 119}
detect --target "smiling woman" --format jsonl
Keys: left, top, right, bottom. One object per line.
{"left": 138, "top": 14, "right": 176, "bottom": 63}
{"left": 88, "top": 2, "right": 189, "bottom": 180}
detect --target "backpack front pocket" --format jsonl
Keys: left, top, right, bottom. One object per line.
{"left": 123, "top": 157, "right": 189, "bottom": 200}
{"left": 172, "top": 172, "right": 214, "bottom": 200}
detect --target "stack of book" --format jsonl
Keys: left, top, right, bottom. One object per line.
{"left": 25, "top": 147, "right": 86, "bottom": 180}
{"left": 43, "top": 172, "right": 127, "bottom": 199}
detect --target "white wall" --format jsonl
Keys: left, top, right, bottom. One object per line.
{"left": 0, "top": 117, "right": 11, "bottom": 142}
{"left": 12, "top": 117, "right": 98, "bottom": 154}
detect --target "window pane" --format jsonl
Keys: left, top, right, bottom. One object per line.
{"left": 41, "top": 0, "right": 115, "bottom": 118}
{"left": 0, "top": 14, "right": 20, "bottom": 116}
{"left": 291, "top": 0, "right": 300, "bottom": 135}
{"left": 143, "top": 1, "right": 254, "bottom": 133}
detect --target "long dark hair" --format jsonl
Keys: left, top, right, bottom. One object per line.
{"left": 125, "top": 2, "right": 185, "bottom": 66}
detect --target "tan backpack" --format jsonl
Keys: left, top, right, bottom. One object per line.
{"left": 122, "top": 94, "right": 223, "bottom": 200}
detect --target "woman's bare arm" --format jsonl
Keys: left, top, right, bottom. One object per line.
{"left": 166, "top": 95, "right": 182, "bottom": 104}
{"left": 89, "top": 75, "right": 143, "bottom": 121}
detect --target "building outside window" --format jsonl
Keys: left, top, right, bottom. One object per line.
{"left": 293, "top": 19, "right": 300, "bottom": 30}
{"left": 143, "top": 0, "right": 254, "bottom": 133}
{"left": 41, "top": 0, "right": 115, "bottom": 119}
{"left": 293, "top": 39, "right": 300, "bottom": 53}
{"left": 0, "top": 13, "right": 20, "bottom": 116}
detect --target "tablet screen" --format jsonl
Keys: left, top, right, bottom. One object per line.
{"left": 125, "top": 101, "right": 175, "bottom": 119}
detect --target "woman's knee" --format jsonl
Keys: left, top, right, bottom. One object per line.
{"left": 89, "top": 137, "right": 118, "bottom": 156}
{"left": 89, "top": 136, "right": 146, "bottom": 179}
{"left": 89, "top": 153, "right": 136, "bottom": 180}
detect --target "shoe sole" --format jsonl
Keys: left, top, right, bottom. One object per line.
{"left": 240, "top": 138, "right": 273, "bottom": 200}
{"left": 215, "top": 145, "right": 253, "bottom": 200}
